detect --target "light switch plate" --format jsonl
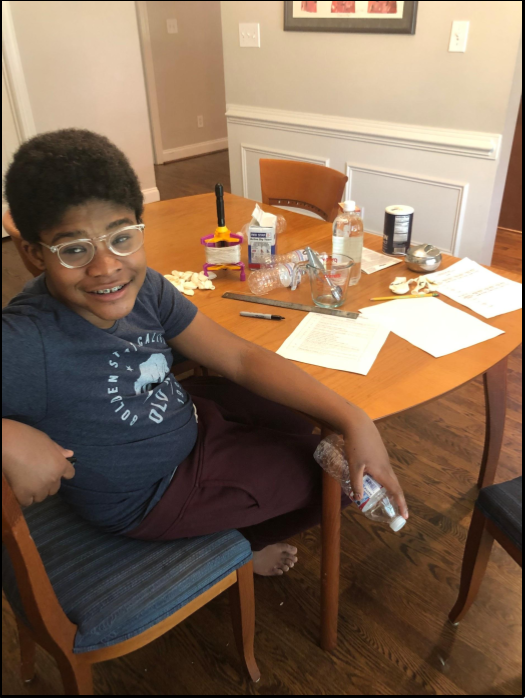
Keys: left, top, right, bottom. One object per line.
{"left": 167, "top": 18, "right": 178, "bottom": 34}
{"left": 239, "top": 23, "right": 260, "bottom": 48}
{"left": 449, "top": 21, "right": 469, "bottom": 52}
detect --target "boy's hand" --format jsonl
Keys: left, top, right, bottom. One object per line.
{"left": 2, "top": 419, "right": 76, "bottom": 507}
{"left": 343, "top": 413, "right": 408, "bottom": 519}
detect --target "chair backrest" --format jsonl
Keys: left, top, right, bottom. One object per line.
{"left": 1, "top": 474, "right": 77, "bottom": 653}
{"left": 3, "top": 210, "right": 43, "bottom": 278}
{"left": 259, "top": 159, "right": 348, "bottom": 223}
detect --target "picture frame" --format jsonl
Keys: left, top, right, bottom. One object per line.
{"left": 284, "top": 1, "right": 418, "bottom": 35}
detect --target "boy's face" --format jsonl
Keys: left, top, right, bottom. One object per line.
{"left": 23, "top": 199, "right": 147, "bottom": 329}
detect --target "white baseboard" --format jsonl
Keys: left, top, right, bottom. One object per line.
{"left": 142, "top": 187, "right": 160, "bottom": 205}
{"left": 163, "top": 137, "right": 228, "bottom": 162}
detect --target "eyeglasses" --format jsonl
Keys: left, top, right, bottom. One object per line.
{"left": 39, "top": 224, "right": 145, "bottom": 268}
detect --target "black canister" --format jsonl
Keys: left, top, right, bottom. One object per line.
{"left": 383, "top": 205, "right": 414, "bottom": 255}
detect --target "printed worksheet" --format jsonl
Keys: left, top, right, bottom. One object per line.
{"left": 426, "top": 258, "right": 523, "bottom": 318}
{"left": 361, "top": 248, "right": 403, "bottom": 275}
{"left": 276, "top": 313, "right": 390, "bottom": 375}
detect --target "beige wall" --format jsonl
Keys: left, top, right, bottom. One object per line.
{"left": 220, "top": 0, "right": 522, "bottom": 133}
{"left": 146, "top": 1, "right": 227, "bottom": 152}
{"left": 8, "top": 1, "right": 157, "bottom": 194}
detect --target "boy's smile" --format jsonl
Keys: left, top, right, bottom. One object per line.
{"left": 23, "top": 199, "right": 147, "bottom": 329}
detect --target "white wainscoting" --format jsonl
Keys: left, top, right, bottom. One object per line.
{"left": 227, "top": 104, "right": 501, "bottom": 161}
{"left": 345, "top": 164, "right": 469, "bottom": 254}
{"left": 226, "top": 104, "right": 504, "bottom": 262}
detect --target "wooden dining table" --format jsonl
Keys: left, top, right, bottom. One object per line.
{"left": 143, "top": 191, "right": 523, "bottom": 652}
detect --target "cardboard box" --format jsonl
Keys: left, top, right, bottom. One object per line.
{"left": 248, "top": 220, "right": 277, "bottom": 269}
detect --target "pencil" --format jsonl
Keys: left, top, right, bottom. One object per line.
{"left": 370, "top": 292, "right": 439, "bottom": 301}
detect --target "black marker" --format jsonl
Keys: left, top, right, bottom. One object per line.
{"left": 240, "top": 311, "right": 285, "bottom": 321}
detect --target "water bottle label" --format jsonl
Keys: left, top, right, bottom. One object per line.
{"left": 382, "top": 496, "right": 395, "bottom": 518}
{"left": 354, "top": 474, "right": 382, "bottom": 510}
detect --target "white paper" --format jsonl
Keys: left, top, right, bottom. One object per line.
{"left": 359, "top": 297, "right": 504, "bottom": 358}
{"left": 252, "top": 203, "right": 277, "bottom": 228}
{"left": 426, "top": 258, "right": 522, "bottom": 318}
{"left": 361, "top": 248, "right": 403, "bottom": 275}
{"left": 276, "top": 313, "right": 390, "bottom": 375}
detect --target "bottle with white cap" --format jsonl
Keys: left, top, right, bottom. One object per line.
{"left": 332, "top": 200, "right": 364, "bottom": 285}
{"left": 314, "top": 434, "right": 407, "bottom": 532}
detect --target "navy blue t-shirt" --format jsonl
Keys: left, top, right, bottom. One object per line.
{"left": 2, "top": 268, "right": 199, "bottom": 533}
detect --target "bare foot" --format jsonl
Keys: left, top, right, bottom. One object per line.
{"left": 252, "top": 543, "right": 298, "bottom": 576}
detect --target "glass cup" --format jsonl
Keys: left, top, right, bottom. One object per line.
{"left": 307, "top": 253, "right": 354, "bottom": 308}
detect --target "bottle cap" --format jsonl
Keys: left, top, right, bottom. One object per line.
{"left": 390, "top": 515, "right": 406, "bottom": 532}
{"left": 342, "top": 200, "right": 356, "bottom": 212}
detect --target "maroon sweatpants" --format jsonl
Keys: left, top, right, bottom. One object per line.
{"left": 126, "top": 376, "right": 352, "bottom": 550}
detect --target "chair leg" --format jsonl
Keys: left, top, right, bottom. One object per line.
{"left": 228, "top": 560, "right": 261, "bottom": 683}
{"left": 320, "top": 467, "right": 341, "bottom": 652}
{"left": 449, "top": 507, "right": 494, "bottom": 624}
{"left": 15, "top": 617, "right": 36, "bottom": 683}
{"left": 56, "top": 654, "right": 94, "bottom": 696}
{"left": 478, "top": 357, "right": 507, "bottom": 489}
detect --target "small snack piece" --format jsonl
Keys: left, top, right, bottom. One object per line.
{"left": 166, "top": 268, "right": 217, "bottom": 293}
{"left": 389, "top": 277, "right": 411, "bottom": 295}
{"left": 411, "top": 275, "right": 439, "bottom": 295}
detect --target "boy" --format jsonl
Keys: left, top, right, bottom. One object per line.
{"left": 2, "top": 129, "right": 407, "bottom": 576}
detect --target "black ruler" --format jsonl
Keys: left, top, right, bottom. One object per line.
{"left": 222, "top": 292, "right": 359, "bottom": 319}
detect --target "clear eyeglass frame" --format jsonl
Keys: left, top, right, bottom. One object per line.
{"left": 39, "top": 224, "right": 145, "bottom": 268}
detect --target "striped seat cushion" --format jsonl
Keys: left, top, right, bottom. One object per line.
{"left": 2, "top": 495, "right": 251, "bottom": 653}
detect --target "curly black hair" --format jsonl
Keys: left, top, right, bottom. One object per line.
{"left": 4, "top": 128, "right": 144, "bottom": 244}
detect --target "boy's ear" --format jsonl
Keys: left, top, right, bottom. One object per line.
{"left": 21, "top": 240, "right": 46, "bottom": 272}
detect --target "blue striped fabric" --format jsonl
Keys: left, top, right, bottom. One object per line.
{"left": 2, "top": 495, "right": 251, "bottom": 653}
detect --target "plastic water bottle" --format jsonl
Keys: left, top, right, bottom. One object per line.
{"left": 262, "top": 249, "right": 308, "bottom": 267}
{"left": 314, "top": 434, "right": 406, "bottom": 532}
{"left": 248, "top": 262, "right": 297, "bottom": 295}
{"left": 332, "top": 200, "right": 364, "bottom": 285}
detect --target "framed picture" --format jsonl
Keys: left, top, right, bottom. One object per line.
{"left": 284, "top": 1, "right": 418, "bottom": 34}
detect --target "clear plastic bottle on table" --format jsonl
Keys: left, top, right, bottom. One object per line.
{"left": 314, "top": 434, "right": 407, "bottom": 532}
{"left": 247, "top": 262, "right": 301, "bottom": 296}
{"left": 332, "top": 200, "right": 364, "bottom": 285}
{"left": 262, "top": 249, "right": 309, "bottom": 267}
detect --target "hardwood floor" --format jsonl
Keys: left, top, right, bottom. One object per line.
{"left": 2, "top": 153, "right": 523, "bottom": 696}
{"left": 154, "top": 149, "right": 231, "bottom": 200}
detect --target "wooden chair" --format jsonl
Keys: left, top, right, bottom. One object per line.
{"left": 2, "top": 474, "right": 260, "bottom": 695}
{"left": 2, "top": 210, "right": 42, "bottom": 278}
{"left": 259, "top": 159, "right": 348, "bottom": 222}
{"left": 449, "top": 476, "right": 522, "bottom": 624}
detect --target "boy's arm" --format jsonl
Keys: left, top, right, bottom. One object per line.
{"left": 168, "top": 311, "right": 407, "bottom": 517}
{"left": 2, "top": 419, "right": 76, "bottom": 507}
